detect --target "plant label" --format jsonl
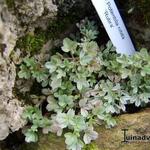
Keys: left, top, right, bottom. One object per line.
{"left": 91, "top": 0, "right": 136, "bottom": 55}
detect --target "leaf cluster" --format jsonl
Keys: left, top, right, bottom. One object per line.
{"left": 18, "top": 19, "right": 150, "bottom": 150}
{"left": 18, "top": 57, "right": 49, "bottom": 86}
{"left": 22, "top": 106, "right": 50, "bottom": 142}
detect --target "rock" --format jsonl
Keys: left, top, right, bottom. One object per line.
{"left": 0, "top": 0, "right": 18, "bottom": 57}
{"left": 95, "top": 108, "right": 150, "bottom": 150}
{"left": 0, "top": 0, "right": 58, "bottom": 140}
{"left": 14, "top": 0, "right": 57, "bottom": 28}
{"left": 0, "top": 54, "right": 25, "bottom": 140}
{"left": 21, "top": 134, "right": 66, "bottom": 150}
{"left": 20, "top": 109, "right": 150, "bottom": 150}
{"left": 0, "top": 0, "right": 58, "bottom": 58}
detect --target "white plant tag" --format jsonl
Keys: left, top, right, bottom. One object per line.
{"left": 91, "top": 0, "right": 136, "bottom": 55}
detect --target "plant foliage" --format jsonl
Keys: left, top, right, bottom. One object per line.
{"left": 19, "top": 19, "right": 150, "bottom": 150}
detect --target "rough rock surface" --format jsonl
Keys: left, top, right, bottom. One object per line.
{"left": 0, "top": 54, "right": 25, "bottom": 140}
{"left": 21, "top": 109, "right": 150, "bottom": 150}
{"left": 14, "top": 0, "right": 57, "bottom": 28}
{"left": 0, "top": 0, "right": 58, "bottom": 58}
{"left": 95, "top": 108, "right": 150, "bottom": 150}
{"left": 0, "top": 0, "right": 58, "bottom": 140}
{"left": 0, "top": 0, "right": 18, "bottom": 57}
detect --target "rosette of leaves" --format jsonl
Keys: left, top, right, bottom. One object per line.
{"left": 19, "top": 18, "right": 150, "bottom": 150}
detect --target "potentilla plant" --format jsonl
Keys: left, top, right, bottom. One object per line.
{"left": 19, "top": 18, "right": 150, "bottom": 150}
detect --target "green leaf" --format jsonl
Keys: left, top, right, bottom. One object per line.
{"left": 120, "top": 68, "right": 131, "bottom": 79}
{"left": 65, "top": 132, "right": 84, "bottom": 150}
{"left": 80, "top": 55, "right": 93, "bottom": 66}
{"left": 46, "top": 96, "right": 60, "bottom": 112}
{"left": 45, "top": 55, "right": 62, "bottom": 73}
{"left": 140, "top": 93, "right": 150, "bottom": 104}
{"left": 76, "top": 78, "right": 89, "bottom": 91}
{"left": 25, "top": 130, "right": 38, "bottom": 143}
{"left": 50, "top": 78, "right": 62, "bottom": 90}
{"left": 135, "top": 98, "right": 141, "bottom": 107}
{"left": 56, "top": 109, "right": 75, "bottom": 128}
{"left": 31, "top": 125, "right": 38, "bottom": 132}
{"left": 42, "top": 88, "right": 51, "bottom": 95}
{"left": 58, "top": 95, "right": 74, "bottom": 108}
{"left": 62, "top": 38, "right": 78, "bottom": 53}
{"left": 104, "top": 115, "right": 117, "bottom": 128}
{"left": 32, "top": 70, "right": 48, "bottom": 83}
{"left": 22, "top": 106, "right": 39, "bottom": 121}
{"left": 82, "top": 41, "right": 98, "bottom": 57}
{"left": 81, "top": 108, "right": 88, "bottom": 117}
{"left": 72, "top": 116, "right": 87, "bottom": 132}
{"left": 83, "top": 127, "right": 98, "bottom": 144}
{"left": 45, "top": 61, "right": 57, "bottom": 73}
{"left": 142, "top": 65, "right": 150, "bottom": 75}
{"left": 24, "top": 57, "right": 36, "bottom": 68}
{"left": 105, "top": 104, "right": 116, "bottom": 113}
{"left": 56, "top": 69, "right": 66, "bottom": 79}
{"left": 65, "top": 132, "right": 78, "bottom": 147}
{"left": 140, "top": 48, "right": 149, "bottom": 60}
{"left": 106, "top": 41, "right": 114, "bottom": 51}
{"left": 78, "top": 18, "right": 99, "bottom": 41}
{"left": 18, "top": 64, "right": 31, "bottom": 79}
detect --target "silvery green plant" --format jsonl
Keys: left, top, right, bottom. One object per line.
{"left": 19, "top": 19, "right": 150, "bottom": 150}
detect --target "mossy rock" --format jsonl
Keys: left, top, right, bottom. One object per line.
{"left": 16, "top": 32, "right": 47, "bottom": 53}
{"left": 83, "top": 143, "right": 99, "bottom": 150}
{"left": 15, "top": 0, "right": 94, "bottom": 54}
{"left": 21, "top": 135, "right": 99, "bottom": 150}
{"left": 20, "top": 134, "right": 66, "bottom": 150}
{"left": 5, "top": 0, "right": 15, "bottom": 9}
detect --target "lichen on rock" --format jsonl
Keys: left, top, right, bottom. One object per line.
{"left": 14, "top": 0, "right": 58, "bottom": 29}
{"left": 0, "top": 0, "right": 18, "bottom": 57}
{"left": 0, "top": 0, "right": 59, "bottom": 140}
{"left": 0, "top": 54, "right": 25, "bottom": 140}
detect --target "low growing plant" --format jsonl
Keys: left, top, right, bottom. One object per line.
{"left": 18, "top": 19, "right": 150, "bottom": 150}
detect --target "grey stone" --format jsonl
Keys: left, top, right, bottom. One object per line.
{"left": 0, "top": 54, "right": 26, "bottom": 140}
